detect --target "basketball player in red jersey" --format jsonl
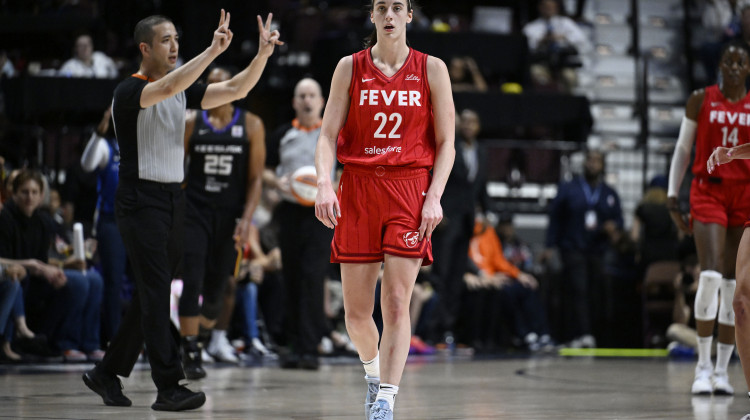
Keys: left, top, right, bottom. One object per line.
{"left": 668, "top": 42, "right": 750, "bottom": 397}
{"left": 314, "top": 1, "right": 455, "bottom": 419}
{"left": 707, "top": 45, "right": 750, "bottom": 417}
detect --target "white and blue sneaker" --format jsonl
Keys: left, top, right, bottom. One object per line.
{"left": 364, "top": 376, "right": 380, "bottom": 419}
{"left": 691, "top": 364, "right": 713, "bottom": 395}
{"left": 369, "top": 399, "right": 393, "bottom": 420}
{"left": 711, "top": 371, "right": 734, "bottom": 395}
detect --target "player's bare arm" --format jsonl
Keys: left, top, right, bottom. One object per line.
{"left": 418, "top": 55, "right": 455, "bottom": 241}
{"left": 315, "top": 56, "right": 352, "bottom": 229}
{"left": 709, "top": 143, "right": 750, "bottom": 172}
{"left": 234, "top": 113, "right": 266, "bottom": 247}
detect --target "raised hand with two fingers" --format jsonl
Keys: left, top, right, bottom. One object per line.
{"left": 209, "top": 9, "right": 234, "bottom": 56}
{"left": 257, "top": 13, "right": 284, "bottom": 58}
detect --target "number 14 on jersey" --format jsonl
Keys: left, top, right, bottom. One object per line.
{"left": 721, "top": 126, "right": 739, "bottom": 147}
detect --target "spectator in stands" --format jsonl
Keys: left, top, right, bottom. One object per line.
{"left": 430, "top": 108, "right": 489, "bottom": 347}
{"left": 495, "top": 213, "right": 535, "bottom": 274}
{"left": 408, "top": 267, "right": 437, "bottom": 355}
{"left": 58, "top": 33, "right": 118, "bottom": 79}
{"left": 543, "top": 150, "right": 623, "bottom": 348}
{"left": 737, "top": 3, "right": 750, "bottom": 50}
{"left": 467, "top": 213, "right": 552, "bottom": 351}
{"left": 523, "top": 0, "right": 591, "bottom": 92}
{"left": 0, "top": 169, "right": 104, "bottom": 362}
{"left": 448, "top": 56, "right": 488, "bottom": 92}
{"left": 0, "top": 156, "right": 7, "bottom": 208}
{"left": 700, "top": 0, "right": 744, "bottom": 83}
{"left": 0, "top": 255, "right": 53, "bottom": 362}
{"left": 234, "top": 223, "right": 278, "bottom": 359}
{"left": 0, "top": 259, "right": 24, "bottom": 361}
{"left": 80, "top": 107, "right": 128, "bottom": 347}
{"left": 631, "top": 175, "right": 680, "bottom": 277}
{"left": 665, "top": 238, "right": 700, "bottom": 355}
{"left": 702, "top": 0, "right": 740, "bottom": 39}
{"left": 0, "top": 50, "right": 14, "bottom": 78}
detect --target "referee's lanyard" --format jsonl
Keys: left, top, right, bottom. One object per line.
{"left": 580, "top": 178, "right": 601, "bottom": 231}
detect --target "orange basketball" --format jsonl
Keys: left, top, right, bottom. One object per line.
{"left": 290, "top": 166, "right": 318, "bottom": 207}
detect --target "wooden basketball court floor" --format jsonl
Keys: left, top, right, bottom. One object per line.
{"left": 1, "top": 354, "right": 748, "bottom": 419}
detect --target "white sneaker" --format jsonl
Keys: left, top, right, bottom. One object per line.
{"left": 579, "top": 335, "right": 596, "bottom": 348}
{"left": 319, "top": 336, "right": 334, "bottom": 355}
{"left": 251, "top": 337, "right": 276, "bottom": 359}
{"left": 201, "top": 348, "right": 214, "bottom": 363}
{"left": 711, "top": 371, "right": 734, "bottom": 395}
{"left": 741, "top": 415, "right": 750, "bottom": 420}
{"left": 331, "top": 331, "right": 357, "bottom": 353}
{"left": 692, "top": 365, "right": 713, "bottom": 395}
{"left": 207, "top": 333, "right": 239, "bottom": 363}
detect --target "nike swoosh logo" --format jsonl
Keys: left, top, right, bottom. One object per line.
{"left": 198, "top": 129, "right": 210, "bottom": 135}
{"left": 362, "top": 78, "right": 376, "bottom": 83}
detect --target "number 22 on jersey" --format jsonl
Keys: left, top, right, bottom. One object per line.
{"left": 374, "top": 112, "right": 402, "bottom": 139}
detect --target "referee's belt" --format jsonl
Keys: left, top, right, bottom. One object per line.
{"left": 120, "top": 178, "right": 183, "bottom": 191}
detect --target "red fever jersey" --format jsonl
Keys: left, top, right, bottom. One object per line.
{"left": 337, "top": 48, "right": 436, "bottom": 168}
{"left": 693, "top": 85, "right": 750, "bottom": 180}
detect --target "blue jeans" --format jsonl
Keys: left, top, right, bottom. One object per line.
{"left": 0, "top": 280, "right": 20, "bottom": 340}
{"left": 236, "top": 282, "right": 259, "bottom": 340}
{"left": 97, "top": 214, "right": 128, "bottom": 343}
{"left": 55, "top": 269, "right": 104, "bottom": 352}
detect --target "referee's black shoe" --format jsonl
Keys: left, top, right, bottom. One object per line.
{"left": 82, "top": 366, "right": 132, "bottom": 406}
{"left": 151, "top": 385, "right": 206, "bottom": 411}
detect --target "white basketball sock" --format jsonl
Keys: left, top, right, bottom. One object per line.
{"left": 697, "top": 336, "right": 713, "bottom": 369}
{"left": 715, "top": 342, "right": 734, "bottom": 374}
{"left": 376, "top": 383, "right": 399, "bottom": 409}
{"left": 362, "top": 353, "right": 380, "bottom": 379}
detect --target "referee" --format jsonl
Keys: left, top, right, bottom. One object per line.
{"left": 82, "top": 11, "right": 282, "bottom": 411}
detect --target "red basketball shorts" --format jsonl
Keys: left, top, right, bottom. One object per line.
{"left": 690, "top": 177, "right": 750, "bottom": 228}
{"left": 331, "top": 164, "right": 433, "bottom": 266}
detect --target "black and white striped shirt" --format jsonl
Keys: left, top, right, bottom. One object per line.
{"left": 112, "top": 74, "right": 207, "bottom": 184}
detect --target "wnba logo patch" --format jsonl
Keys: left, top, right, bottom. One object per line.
{"left": 403, "top": 231, "right": 419, "bottom": 248}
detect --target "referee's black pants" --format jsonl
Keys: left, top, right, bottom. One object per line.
{"left": 99, "top": 181, "right": 185, "bottom": 391}
{"left": 276, "top": 201, "right": 333, "bottom": 356}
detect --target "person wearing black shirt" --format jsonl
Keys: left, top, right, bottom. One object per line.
{"left": 81, "top": 11, "right": 282, "bottom": 412}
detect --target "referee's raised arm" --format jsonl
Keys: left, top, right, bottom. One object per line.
{"left": 139, "top": 9, "right": 232, "bottom": 108}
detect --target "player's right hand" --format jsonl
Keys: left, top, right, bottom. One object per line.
{"left": 315, "top": 183, "right": 340, "bottom": 229}
{"left": 667, "top": 196, "right": 692, "bottom": 235}
{"left": 707, "top": 146, "right": 733, "bottom": 174}
{"left": 210, "top": 9, "right": 233, "bottom": 56}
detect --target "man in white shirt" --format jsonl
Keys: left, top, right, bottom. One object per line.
{"left": 522, "top": 0, "right": 591, "bottom": 91}
{"left": 59, "top": 34, "right": 118, "bottom": 79}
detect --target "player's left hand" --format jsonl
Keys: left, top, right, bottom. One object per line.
{"left": 257, "top": 13, "right": 284, "bottom": 58}
{"left": 707, "top": 146, "right": 733, "bottom": 174}
{"left": 418, "top": 194, "right": 442, "bottom": 241}
{"left": 233, "top": 217, "right": 253, "bottom": 247}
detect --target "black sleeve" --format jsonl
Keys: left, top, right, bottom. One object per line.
{"left": 114, "top": 77, "right": 148, "bottom": 110}
{"left": 265, "top": 124, "right": 291, "bottom": 170}
{"left": 185, "top": 82, "right": 208, "bottom": 110}
{"left": 0, "top": 210, "right": 14, "bottom": 258}
{"left": 37, "top": 212, "right": 56, "bottom": 263}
